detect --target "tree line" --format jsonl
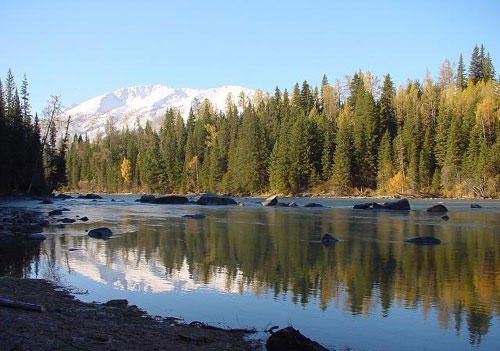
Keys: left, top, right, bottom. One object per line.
{"left": 2, "top": 44, "right": 499, "bottom": 197}
{"left": 0, "top": 70, "right": 67, "bottom": 195}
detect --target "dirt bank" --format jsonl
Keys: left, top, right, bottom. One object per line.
{"left": 0, "top": 278, "right": 259, "bottom": 351}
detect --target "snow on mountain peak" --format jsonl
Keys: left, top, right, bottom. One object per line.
{"left": 60, "top": 84, "right": 256, "bottom": 139}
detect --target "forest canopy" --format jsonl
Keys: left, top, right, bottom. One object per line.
{"left": 1, "top": 44, "right": 498, "bottom": 197}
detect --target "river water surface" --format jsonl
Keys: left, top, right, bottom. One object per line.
{"left": 1, "top": 196, "right": 500, "bottom": 350}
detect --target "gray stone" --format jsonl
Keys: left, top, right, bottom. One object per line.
{"left": 196, "top": 195, "right": 237, "bottom": 206}
{"left": 262, "top": 195, "right": 278, "bottom": 207}
{"left": 427, "top": 204, "right": 448, "bottom": 212}
{"left": 48, "top": 209, "right": 62, "bottom": 216}
{"left": 88, "top": 227, "right": 113, "bottom": 239}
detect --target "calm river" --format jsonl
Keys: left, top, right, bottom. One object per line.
{"left": 1, "top": 196, "right": 499, "bottom": 350}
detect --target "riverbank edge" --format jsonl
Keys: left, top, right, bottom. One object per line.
{"left": 0, "top": 277, "right": 260, "bottom": 350}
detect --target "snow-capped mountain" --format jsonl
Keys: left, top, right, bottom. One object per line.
{"left": 58, "top": 84, "right": 256, "bottom": 139}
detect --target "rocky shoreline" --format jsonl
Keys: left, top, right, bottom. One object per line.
{"left": 0, "top": 277, "right": 259, "bottom": 351}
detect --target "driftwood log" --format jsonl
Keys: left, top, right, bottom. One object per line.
{"left": 0, "top": 298, "right": 46, "bottom": 312}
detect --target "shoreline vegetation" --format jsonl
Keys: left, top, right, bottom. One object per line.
{"left": 1, "top": 44, "right": 499, "bottom": 200}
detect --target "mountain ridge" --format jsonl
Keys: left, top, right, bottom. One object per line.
{"left": 58, "top": 84, "right": 256, "bottom": 139}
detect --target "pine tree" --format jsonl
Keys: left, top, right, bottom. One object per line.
{"left": 469, "top": 45, "right": 483, "bottom": 84}
{"left": 377, "top": 131, "right": 394, "bottom": 192}
{"left": 456, "top": 54, "right": 466, "bottom": 89}
{"left": 482, "top": 52, "right": 496, "bottom": 81}
{"left": 331, "top": 110, "right": 353, "bottom": 191}
{"left": 379, "top": 74, "right": 396, "bottom": 138}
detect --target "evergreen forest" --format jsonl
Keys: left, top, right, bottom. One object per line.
{"left": 1, "top": 45, "right": 499, "bottom": 197}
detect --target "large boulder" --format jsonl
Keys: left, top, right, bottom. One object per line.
{"left": 405, "top": 236, "right": 441, "bottom": 245}
{"left": 262, "top": 195, "right": 279, "bottom": 207}
{"left": 196, "top": 195, "right": 237, "bottom": 206}
{"left": 88, "top": 227, "right": 113, "bottom": 239}
{"left": 266, "top": 327, "right": 328, "bottom": 351}
{"left": 426, "top": 204, "right": 448, "bottom": 212}
{"left": 135, "top": 194, "right": 156, "bottom": 203}
{"left": 153, "top": 195, "right": 189, "bottom": 204}
{"left": 78, "top": 194, "right": 103, "bottom": 200}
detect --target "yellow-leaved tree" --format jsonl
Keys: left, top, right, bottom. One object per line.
{"left": 121, "top": 158, "right": 131, "bottom": 185}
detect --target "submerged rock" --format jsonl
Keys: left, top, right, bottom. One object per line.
{"left": 441, "top": 215, "right": 450, "bottom": 220}
{"left": 427, "top": 204, "right": 448, "bottom": 212}
{"left": 470, "top": 203, "right": 482, "bottom": 209}
{"left": 48, "top": 209, "right": 62, "bottom": 216}
{"left": 88, "top": 227, "right": 113, "bottom": 239}
{"left": 303, "top": 203, "right": 323, "bottom": 208}
{"left": 266, "top": 326, "right": 328, "bottom": 351}
{"left": 153, "top": 195, "right": 189, "bottom": 204}
{"left": 405, "top": 236, "right": 441, "bottom": 245}
{"left": 77, "top": 194, "right": 103, "bottom": 200}
{"left": 262, "top": 195, "right": 278, "bottom": 207}
{"left": 58, "top": 218, "right": 76, "bottom": 224}
{"left": 354, "top": 198, "right": 410, "bottom": 211}
{"left": 79, "top": 216, "right": 89, "bottom": 222}
{"left": 321, "top": 234, "right": 339, "bottom": 248}
{"left": 182, "top": 214, "right": 206, "bottom": 219}
{"left": 196, "top": 195, "right": 237, "bottom": 206}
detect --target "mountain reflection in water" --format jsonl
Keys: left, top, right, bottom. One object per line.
{"left": 3, "top": 198, "right": 500, "bottom": 350}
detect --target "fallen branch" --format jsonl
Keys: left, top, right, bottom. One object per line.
{"left": 0, "top": 297, "right": 46, "bottom": 313}
{"left": 189, "top": 321, "right": 257, "bottom": 333}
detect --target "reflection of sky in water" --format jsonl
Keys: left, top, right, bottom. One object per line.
{"left": 1, "top": 195, "right": 500, "bottom": 350}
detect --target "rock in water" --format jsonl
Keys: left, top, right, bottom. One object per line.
{"left": 88, "top": 227, "right": 113, "bottom": 239}
{"left": 355, "top": 199, "right": 410, "bottom": 211}
{"left": 427, "top": 204, "right": 448, "bottom": 212}
{"left": 182, "top": 214, "right": 206, "bottom": 219}
{"left": 58, "top": 218, "right": 76, "bottom": 224}
{"left": 441, "top": 215, "right": 450, "bottom": 221}
{"left": 288, "top": 202, "right": 298, "bottom": 208}
{"left": 262, "top": 195, "right": 278, "bottom": 206}
{"left": 321, "top": 234, "right": 339, "bottom": 248}
{"left": 470, "top": 203, "right": 482, "bottom": 209}
{"left": 266, "top": 327, "right": 328, "bottom": 351}
{"left": 79, "top": 216, "right": 89, "bottom": 222}
{"left": 196, "top": 195, "right": 237, "bottom": 205}
{"left": 77, "top": 194, "right": 103, "bottom": 200}
{"left": 405, "top": 236, "right": 441, "bottom": 245}
{"left": 135, "top": 194, "right": 156, "bottom": 203}
{"left": 39, "top": 200, "right": 53, "bottom": 204}
{"left": 353, "top": 202, "right": 373, "bottom": 209}
{"left": 153, "top": 195, "right": 189, "bottom": 204}
{"left": 48, "top": 209, "right": 63, "bottom": 216}
{"left": 304, "top": 203, "right": 323, "bottom": 208}
{"left": 382, "top": 198, "right": 410, "bottom": 210}
{"left": 56, "top": 194, "right": 73, "bottom": 200}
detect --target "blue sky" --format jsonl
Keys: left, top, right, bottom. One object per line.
{"left": 1, "top": 0, "right": 499, "bottom": 115}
